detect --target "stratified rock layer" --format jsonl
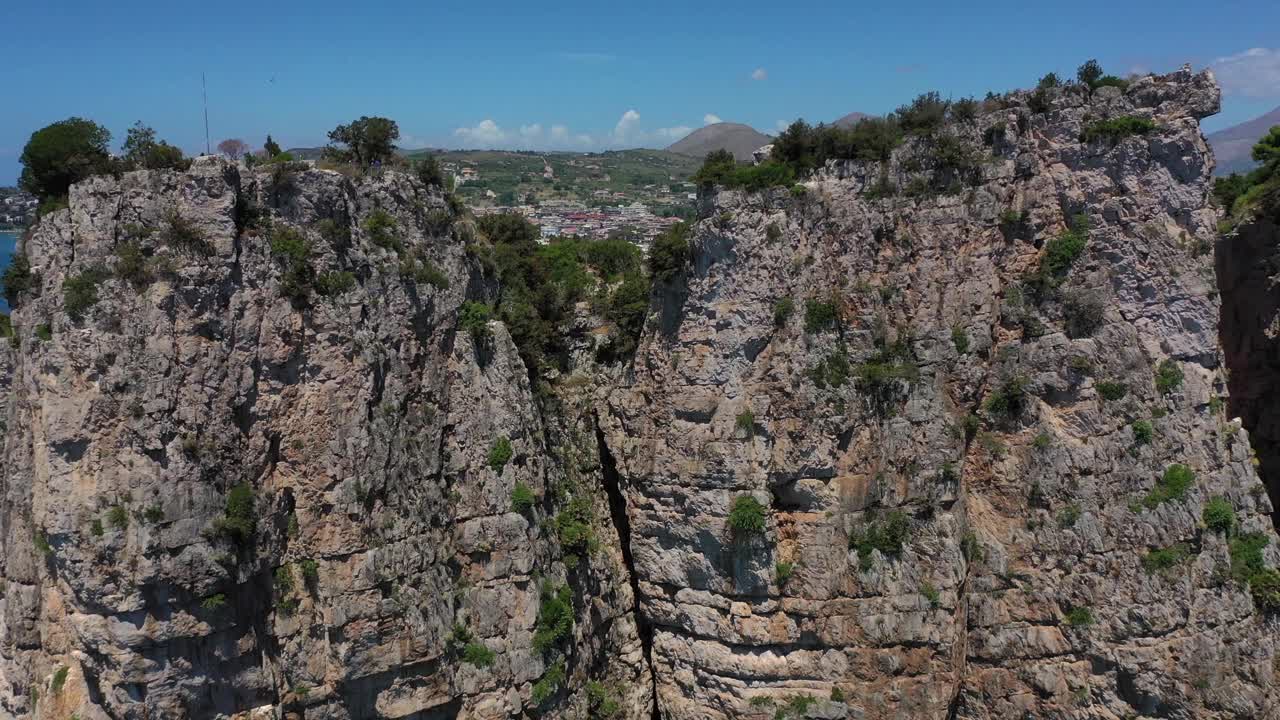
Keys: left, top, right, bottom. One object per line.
{"left": 0, "top": 160, "right": 650, "bottom": 719}
{"left": 606, "top": 67, "right": 1280, "bottom": 719}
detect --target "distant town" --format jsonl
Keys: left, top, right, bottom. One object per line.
{"left": 0, "top": 188, "right": 36, "bottom": 230}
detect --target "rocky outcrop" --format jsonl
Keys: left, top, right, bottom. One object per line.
{"left": 0, "top": 159, "right": 650, "bottom": 719}
{"left": 5, "top": 66, "right": 1280, "bottom": 720}
{"left": 605, "top": 66, "right": 1280, "bottom": 719}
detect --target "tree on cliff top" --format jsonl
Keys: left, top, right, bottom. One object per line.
{"left": 19, "top": 117, "right": 112, "bottom": 202}
{"left": 121, "top": 122, "right": 189, "bottom": 171}
{"left": 324, "top": 116, "right": 400, "bottom": 167}
{"left": 217, "top": 138, "right": 249, "bottom": 160}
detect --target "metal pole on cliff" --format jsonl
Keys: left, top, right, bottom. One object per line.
{"left": 202, "top": 72, "right": 210, "bottom": 155}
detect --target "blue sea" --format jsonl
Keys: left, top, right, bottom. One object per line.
{"left": 0, "top": 230, "right": 18, "bottom": 312}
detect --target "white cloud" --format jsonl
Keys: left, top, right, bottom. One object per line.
{"left": 1211, "top": 48, "right": 1280, "bottom": 98}
{"left": 751, "top": 68, "right": 768, "bottom": 81}
{"left": 703, "top": 114, "right": 722, "bottom": 125}
{"left": 613, "top": 109, "right": 641, "bottom": 142}
{"left": 519, "top": 124, "right": 543, "bottom": 140}
{"left": 550, "top": 125, "right": 570, "bottom": 141}
{"left": 453, "top": 119, "right": 507, "bottom": 145}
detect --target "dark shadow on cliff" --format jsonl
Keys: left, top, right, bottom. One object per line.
{"left": 1217, "top": 218, "right": 1280, "bottom": 529}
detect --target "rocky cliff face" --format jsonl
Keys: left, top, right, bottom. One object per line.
{"left": 4, "top": 65, "right": 1280, "bottom": 720}
{"left": 0, "top": 160, "right": 651, "bottom": 719}
{"left": 606, "top": 66, "right": 1280, "bottom": 719}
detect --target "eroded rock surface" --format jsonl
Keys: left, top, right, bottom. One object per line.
{"left": 0, "top": 160, "right": 650, "bottom": 719}
{"left": 606, "top": 66, "right": 1280, "bottom": 719}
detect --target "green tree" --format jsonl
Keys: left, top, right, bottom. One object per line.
{"left": 1253, "top": 126, "right": 1280, "bottom": 170}
{"left": 264, "top": 135, "right": 282, "bottom": 158}
{"left": 19, "top": 118, "right": 113, "bottom": 202}
{"left": 1077, "top": 59, "right": 1103, "bottom": 88}
{"left": 325, "top": 116, "right": 400, "bottom": 166}
{"left": 121, "top": 122, "right": 188, "bottom": 170}
{"left": 692, "top": 149, "right": 737, "bottom": 186}
{"left": 416, "top": 154, "right": 444, "bottom": 186}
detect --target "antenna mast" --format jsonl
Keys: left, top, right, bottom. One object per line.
{"left": 202, "top": 72, "right": 210, "bottom": 155}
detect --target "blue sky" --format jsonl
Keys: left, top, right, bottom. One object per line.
{"left": 3, "top": 0, "right": 1279, "bottom": 184}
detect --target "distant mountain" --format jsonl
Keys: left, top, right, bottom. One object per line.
{"left": 833, "top": 112, "right": 872, "bottom": 128}
{"left": 666, "top": 123, "right": 772, "bottom": 162}
{"left": 1207, "top": 106, "right": 1280, "bottom": 176}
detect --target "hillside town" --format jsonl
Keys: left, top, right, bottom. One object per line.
{"left": 0, "top": 188, "right": 36, "bottom": 229}
{"left": 473, "top": 199, "right": 685, "bottom": 247}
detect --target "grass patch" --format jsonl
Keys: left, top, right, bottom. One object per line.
{"left": 1141, "top": 464, "right": 1195, "bottom": 509}
{"left": 1080, "top": 116, "right": 1156, "bottom": 144}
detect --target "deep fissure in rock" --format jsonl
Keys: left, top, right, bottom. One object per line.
{"left": 1217, "top": 221, "right": 1280, "bottom": 529}
{"left": 594, "top": 423, "right": 659, "bottom": 720}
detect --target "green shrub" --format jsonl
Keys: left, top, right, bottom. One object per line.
{"left": 776, "top": 561, "right": 794, "bottom": 585}
{"left": 107, "top": 504, "right": 129, "bottom": 530}
{"left": 773, "top": 298, "right": 794, "bottom": 327}
{"left": 532, "top": 582, "right": 574, "bottom": 653}
{"left": 200, "top": 593, "right": 227, "bottom": 610}
{"left": 511, "top": 483, "right": 536, "bottom": 513}
{"left": 458, "top": 301, "right": 492, "bottom": 344}
{"left": 217, "top": 483, "right": 256, "bottom": 544}
{"left": 849, "top": 510, "right": 910, "bottom": 569}
{"left": 586, "top": 681, "right": 622, "bottom": 718}
{"left": 1062, "top": 291, "right": 1105, "bottom": 338}
{"left": 765, "top": 222, "right": 783, "bottom": 242}
{"left": 274, "top": 565, "right": 295, "bottom": 595}
{"left": 163, "top": 211, "right": 212, "bottom": 255}
{"left": 315, "top": 270, "right": 355, "bottom": 297}
{"left": 920, "top": 582, "right": 940, "bottom": 607}
{"left": 33, "top": 532, "right": 53, "bottom": 556}
{"left": 114, "top": 241, "right": 153, "bottom": 290}
{"left": 555, "top": 495, "right": 597, "bottom": 565}
{"left": 1203, "top": 497, "right": 1236, "bottom": 534}
{"left": 1057, "top": 504, "right": 1082, "bottom": 527}
{"left": 90, "top": 519, "right": 103, "bottom": 536}
{"left": 1141, "top": 464, "right": 1195, "bottom": 509}
{"left": 531, "top": 660, "right": 566, "bottom": 704}
{"left": 735, "top": 409, "right": 755, "bottom": 437}
{"left": 808, "top": 351, "right": 851, "bottom": 389}
{"left": 856, "top": 341, "right": 920, "bottom": 416}
{"left": 362, "top": 209, "right": 401, "bottom": 252}
{"left": 1042, "top": 222, "right": 1088, "bottom": 277}
{"left": 984, "top": 376, "right": 1029, "bottom": 422}
{"left": 462, "top": 642, "right": 495, "bottom": 667}
{"left": 830, "top": 686, "right": 846, "bottom": 702}
{"left": 35, "top": 323, "right": 53, "bottom": 342}
{"left": 1132, "top": 419, "right": 1154, "bottom": 445}
{"left": 951, "top": 325, "right": 969, "bottom": 354}
{"left": 1096, "top": 381, "right": 1127, "bottom": 401}
{"left": 51, "top": 666, "right": 69, "bottom": 694}
{"left": 1064, "top": 606, "right": 1093, "bottom": 627}
{"left": 1081, "top": 116, "right": 1155, "bottom": 144}
{"left": 142, "top": 505, "right": 164, "bottom": 523}
{"left": 1141, "top": 543, "right": 1190, "bottom": 574}
{"left": 1230, "top": 532, "right": 1269, "bottom": 584}
{"left": 300, "top": 559, "right": 319, "bottom": 585}
{"left": 728, "top": 495, "right": 767, "bottom": 536}
{"left": 63, "top": 266, "right": 110, "bottom": 321}
{"left": 961, "top": 531, "right": 985, "bottom": 562}
{"left": 895, "top": 91, "right": 950, "bottom": 135}
{"left": 488, "top": 437, "right": 513, "bottom": 472}
{"left": 1154, "top": 359, "right": 1183, "bottom": 394}
{"left": 1249, "top": 568, "right": 1280, "bottom": 611}
{"left": 803, "top": 298, "right": 839, "bottom": 333}
{"left": 648, "top": 223, "right": 690, "bottom": 282}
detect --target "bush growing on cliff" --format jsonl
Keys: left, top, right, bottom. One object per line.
{"left": 803, "top": 298, "right": 839, "bottom": 333}
{"left": 773, "top": 298, "right": 795, "bottom": 327}
{"left": 19, "top": 117, "right": 113, "bottom": 203}
{"left": 163, "top": 210, "right": 213, "bottom": 256}
{"left": 1203, "top": 497, "right": 1236, "bottom": 534}
{"left": 2, "top": 253, "right": 34, "bottom": 306}
{"left": 849, "top": 510, "right": 910, "bottom": 570}
{"left": 649, "top": 222, "right": 691, "bottom": 283}
{"left": 61, "top": 266, "right": 110, "bottom": 321}
{"left": 1140, "top": 464, "right": 1195, "bottom": 509}
{"left": 1096, "top": 381, "right": 1128, "bottom": 401}
{"left": 216, "top": 483, "right": 256, "bottom": 545}
{"left": 462, "top": 642, "right": 495, "bottom": 667}
{"left": 458, "top": 301, "right": 492, "bottom": 344}
{"left": 586, "top": 681, "right": 622, "bottom": 718}
{"left": 1132, "top": 419, "right": 1154, "bottom": 445}
{"left": 1064, "top": 606, "right": 1093, "bottom": 627}
{"left": 488, "top": 437, "right": 513, "bottom": 472}
{"left": 1080, "top": 116, "right": 1155, "bottom": 145}
{"left": 555, "top": 495, "right": 598, "bottom": 565}
{"left": 809, "top": 351, "right": 852, "bottom": 389}
{"left": 531, "top": 660, "right": 566, "bottom": 704}
{"left": 362, "top": 209, "right": 401, "bottom": 252}
{"left": 984, "top": 375, "right": 1029, "bottom": 422}
{"left": 1141, "top": 543, "right": 1191, "bottom": 574}
{"left": 1154, "top": 359, "right": 1184, "bottom": 394}
{"left": 728, "top": 495, "right": 767, "bottom": 536}
{"left": 533, "top": 582, "right": 574, "bottom": 653}
{"left": 415, "top": 154, "right": 444, "bottom": 187}
{"left": 895, "top": 92, "right": 950, "bottom": 136}
{"left": 511, "top": 483, "right": 536, "bottom": 513}
{"left": 269, "top": 225, "right": 314, "bottom": 303}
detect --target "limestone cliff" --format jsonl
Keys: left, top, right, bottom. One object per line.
{"left": 4, "top": 65, "right": 1280, "bottom": 720}
{"left": 0, "top": 161, "right": 650, "bottom": 719}
{"left": 606, "top": 66, "right": 1280, "bottom": 719}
